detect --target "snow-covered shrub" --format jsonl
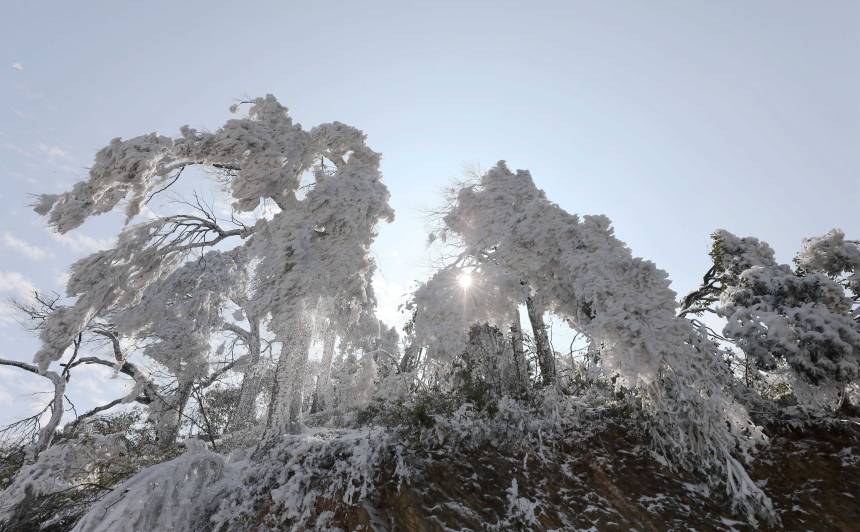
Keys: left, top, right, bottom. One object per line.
{"left": 210, "top": 428, "right": 410, "bottom": 530}
{"left": 502, "top": 478, "right": 541, "bottom": 529}
{"left": 0, "top": 410, "right": 176, "bottom": 530}
{"left": 455, "top": 323, "right": 526, "bottom": 400}
{"left": 0, "top": 438, "right": 119, "bottom": 527}
{"left": 72, "top": 439, "right": 226, "bottom": 532}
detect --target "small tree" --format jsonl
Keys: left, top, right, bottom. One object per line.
{"left": 683, "top": 229, "right": 860, "bottom": 408}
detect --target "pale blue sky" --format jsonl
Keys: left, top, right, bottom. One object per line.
{"left": 1, "top": 1, "right": 858, "bottom": 426}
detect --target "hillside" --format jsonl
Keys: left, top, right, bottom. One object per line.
{"left": 226, "top": 419, "right": 860, "bottom": 531}
{"left": 28, "top": 400, "right": 851, "bottom": 532}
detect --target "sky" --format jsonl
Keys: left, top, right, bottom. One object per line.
{"left": 1, "top": 1, "right": 858, "bottom": 428}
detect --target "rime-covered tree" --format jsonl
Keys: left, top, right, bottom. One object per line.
{"left": 20, "top": 95, "right": 394, "bottom": 445}
{"left": 796, "top": 229, "right": 860, "bottom": 319}
{"left": 413, "top": 162, "right": 773, "bottom": 520}
{"left": 248, "top": 123, "right": 394, "bottom": 433}
{"left": 683, "top": 229, "right": 860, "bottom": 407}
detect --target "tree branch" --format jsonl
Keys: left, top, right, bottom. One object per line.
{"left": 221, "top": 322, "right": 251, "bottom": 341}
{"left": 67, "top": 398, "right": 126, "bottom": 432}
{"left": 0, "top": 358, "right": 65, "bottom": 457}
{"left": 197, "top": 357, "right": 244, "bottom": 389}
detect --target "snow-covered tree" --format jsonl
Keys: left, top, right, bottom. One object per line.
{"left": 23, "top": 95, "right": 394, "bottom": 444}
{"left": 413, "top": 162, "right": 772, "bottom": 520}
{"left": 683, "top": 229, "right": 860, "bottom": 406}
{"left": 249, "top": 122, "right": 394, "bottom": 434}
{"left": 796, "top": 229, "right": 860, "bottom": 319}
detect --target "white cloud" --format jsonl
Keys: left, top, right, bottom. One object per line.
{"left": 0, "top": 385, "right": 12, "bottom": 405}
{"left": 3, "top": 141, "right": 32, "bottom": 157}
{"left": 2, "top": 231, "right": 50, "bottom": 260}
{"left": 11, "top": 62, "right": 23, "bottom": 72}
{"left": 48, "top": 229, "right": 114, "bottom": 254}
{"left": 0, "top": 271, "right": 36, "bottom": 325}
{"left": 0, "top": 271, "right": 36, "bottom": 300}
{"left": 37, "top": 142, "right": 68, "bottom": 159}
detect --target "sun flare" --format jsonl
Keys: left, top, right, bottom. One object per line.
{"left": 457, "top": 271, "right": 473, "bottom": 289}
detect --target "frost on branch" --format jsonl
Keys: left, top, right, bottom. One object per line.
{"left": 116, "top": 249, "right": 248, "bottom": 383}
{"left": 710, "top": 230, "right": 778, "bottom": 278}
{"left": 34, "top": 221, "right": 185, "bottom": 370}
{"left": 796, "top": 228, "right": 860, "bottom": 297}
{"left": 34, "top": 95, "right": 318, "bottom": 232}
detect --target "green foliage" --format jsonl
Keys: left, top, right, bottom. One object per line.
{"left": 353, "top": 391, "right": 462, "bottom": 431}
{"left": 0, "top": 445, "right": 26, "bottom": 491}
{"left": 199, "top": 386, "right": 242, "bottom": 437}
{"left": 450, "top": 358, "right": 501, "bottom": 414}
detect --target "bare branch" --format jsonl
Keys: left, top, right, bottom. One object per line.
{"left": 66, "top": 398, "right": 126, "bottom": 433}
{"left": 197, "top": 357, "right": 243, "bottom": 390}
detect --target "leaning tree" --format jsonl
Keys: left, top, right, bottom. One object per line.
{"left": 412, "top": 162, "right": 774, "bottom": 521}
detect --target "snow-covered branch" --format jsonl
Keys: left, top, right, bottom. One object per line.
{"left": 0, "top": 358, "right": 66, "bottom": 457}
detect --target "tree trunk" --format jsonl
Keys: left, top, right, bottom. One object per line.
{"left": 311, "top": 328, "right": 336, "bottom": 413}
{"left": 161, "top": 380, "right": 193, "bottom": 447}
{"left": 526, "top": 295, "right": 556, "bottom": 386}
{"left": 228, "top": 317, "right": 263, "bottom": 432}
{"left": 509, "top": 305, "right": 527, "bottom": 392}
{"left": 398, "top": 344, "right": 420, "bottom": 373}
{"left": 0, "top": 359, "right": 67, "bottom": 459}
{"left": 33, "top": 371, "right": 65, "bottom": 458}
{"left": 266, "top": 319, "right": 313, "bottom": 435}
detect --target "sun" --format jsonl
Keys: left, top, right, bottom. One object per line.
{"left": 457, "top": 271, "right": 473, "bottom": 289}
